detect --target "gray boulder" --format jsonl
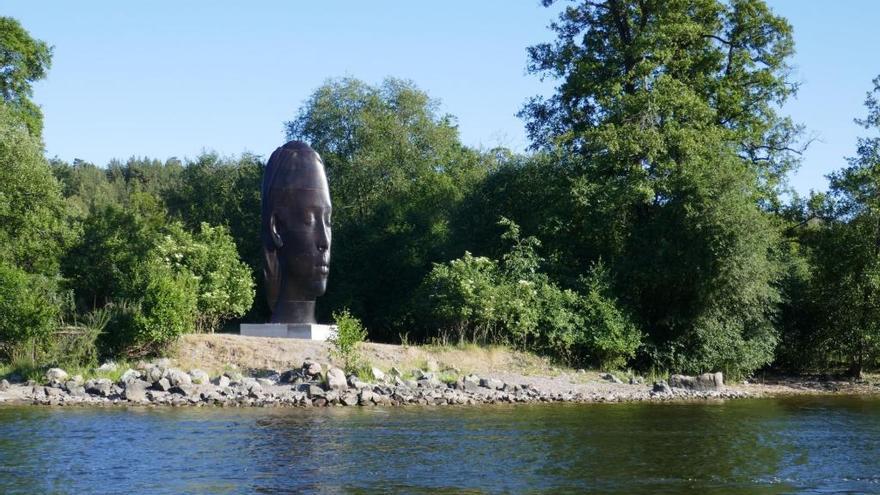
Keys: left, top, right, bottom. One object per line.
{"left": 239, "top": 378, "right": 262, "bottom": 394}
{"left": 155, "top": 378, "right": 172, "bottom": 392}
{"left": 213, "top": 375, "right": 231, "bottom": 388}
{"left": 479, "top": 377, "right": 504, "bottom": 390}
{"left": 359, "top": 389, "right": 375, "bottom": 404}
{"left": 170, "top": 384, "right": 197, "bottom": 398}
{"left": 326, "top": 367, "right": 347, "bottom": 391}
{"left": 462, "top": 375, "right": 481, "bottom": 392}
{"left": 45, "top": 368, "right": 68, "bottom": 383}
{"left": 142, "top": 366, "right": 164, "bottom": 384}
{"left": 370, "top": 367, "right": 385, "bottom": 381}
{"left": 68, "top": 386, "right": 86, "bottom": 398}
{"left": 166, "top": 368, "right": 192, "bottom": 387}
{"left": 669, "top": 372, "right": 724, "bottom": 391}
{"left": 0, "top": 379, "right": 9, "bottom": 391}
{"left": 652, "top": 380, "right": 672, "bottom": 394}
{"left": 223, "top": 369, "right": 244, "bottom": 382}
{"left": 341, "top": 392, "right": 359, "bottom": 406}
{"left": 418, "top": 375, "right": 442, "bottom": 388}
{"left": 303, "top": 360, "right": 323, "bottom": 377}
{"left": 123, "top": 380, "right": 149, "bottom": 402}
{"left": 279, "top": 370, "right": 299, "bottom": 383}
{"left": 348, "top": 375, "right": 370, "bottom": 389}
{"left": 189, "top": 369, "right": 211, "bottom": 385}
{"left": 120, "top": 369, "right": 140, "bottom": 384}
{"left": 85, "top": 378, "right": 113, "bottom": 397}
{"left": 305, "top": 384, "right": 325, "bottom": 398}
{"left": 44, "top": 386, "right": 64, "bottom": 398}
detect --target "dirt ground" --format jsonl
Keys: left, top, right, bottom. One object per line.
{"left": 174, "top": 333, "right": 559, "bottom": 378}
{"left": 172, "top": 334, "right": 880, "bottom": 400}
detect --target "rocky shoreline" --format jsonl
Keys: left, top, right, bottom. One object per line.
{"left": 0, "top": 360, "right": 749, "bottom": 408}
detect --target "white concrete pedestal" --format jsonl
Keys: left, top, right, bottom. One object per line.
{"left": 239, "top": 323, "right": 336, "bottom": 341}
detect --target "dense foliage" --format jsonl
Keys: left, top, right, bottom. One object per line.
{"left": 420, "top": 218, "right": 641, "bottom": 368}
{"left": 3, "top": 5, "right": 880, "bottom": 377}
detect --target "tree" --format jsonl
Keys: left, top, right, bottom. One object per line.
{"left": 164, "top": 152, "right": 263, "bottom": 317}
{"left": 520, "top": 0, "right": 799, "bottom": 377}
{"left": 0, "top": 103, "right": 69, "bottom": 277}
{"left": 62, "top": 204, "right": 157, "bottom": 310}
{"left": 285, "top": 77, "right": 489, "bottom": 338}
{"left": 0, "top": 17, "right": 53, "bottom": 138}
{"left": 810, "top": 76, "right": 880, "bottom": 376}
{"left": 50, "top": 158, "right": 124, "bottom": 218}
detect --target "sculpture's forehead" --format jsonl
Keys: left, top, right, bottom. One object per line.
{"left": 273, "top": 157, "right": 328, "bottom": 190}
{"left": 271, "top": 186, "right": 332, "bottom": 208}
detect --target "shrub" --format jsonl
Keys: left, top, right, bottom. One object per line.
{"left": 420, "top": 252, "right": 502, "bottom": 343}
{"left": 132, "top": 261, "right": 197, "bottom": 354}
{"left": 329, "top": 308, "right": 368, "bottom": 374}
{"left": 156, "top": 222, "right": 254, "bottom": 332}
{"left": 575, "top": 264, "right": 642, "bottom": 369}
{"left": 0, "top": 261, "right": 59, "bottom": 358}
{"left": 101, "top": 262, "right": 197, "bottom": 357}
{"left": 419, "top": 219, "right": 642, "bottom": 369}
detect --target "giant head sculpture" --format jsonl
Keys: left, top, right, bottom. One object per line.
{"left": 261, "top": 141, "right": 332, "bottom": 324}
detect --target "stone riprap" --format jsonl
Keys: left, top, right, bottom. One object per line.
{"left": 0, "top": 363, "right": 748, "bottom": 408}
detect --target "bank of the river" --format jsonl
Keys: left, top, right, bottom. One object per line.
{"left": 0, "top": 334, "right": 876, "bottom": 408}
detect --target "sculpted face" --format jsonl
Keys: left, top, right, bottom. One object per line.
{"left": 270, "top": 178, "right": 332, "bottom": 297}
{"left": 263, "top": 141, "right": 332, "bottom": 323}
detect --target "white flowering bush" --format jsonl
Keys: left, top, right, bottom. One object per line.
{"left": 155, "top": 222, "right": 254, "bottom": 332}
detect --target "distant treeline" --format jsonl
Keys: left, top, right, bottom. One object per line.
{"left": 3, "top": 1, "right": 880, "bottom": 379}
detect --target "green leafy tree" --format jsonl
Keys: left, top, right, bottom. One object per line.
{"left": 0, "top": 17, "right": 52, "bottom": 138}
{"left": 49, "top": 158, "right": 122, "bottom": 218}
{"left": 164, "top": 152, "right": 264, "bottom": 317}
{"left": 519, "top": 0, "right": 799, "bottom": 377}
{"left": 285, "top": 77, "right": 488, "bottom": 338}
{"left": 0, "top": 104, "right": 69, "bottom": 276}
{"left": 807, "top": 76, "right": 880, "bottom": 376}
{"left": 63, "top": 204, "right": 157, "bottom": 310}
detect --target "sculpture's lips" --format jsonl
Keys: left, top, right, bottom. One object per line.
{"left": 317, "top": 264, "right": 329, "bottom": 275}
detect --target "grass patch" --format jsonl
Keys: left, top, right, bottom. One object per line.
{"left": 437, "top": 372, "right": 459, "bottom": 384}
{"left": 0, "top": 358, "right": 136, "bottom": 384}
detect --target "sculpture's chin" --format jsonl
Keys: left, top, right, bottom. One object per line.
{"left": 310, "top": 277, "right": 328, "bottom": 297}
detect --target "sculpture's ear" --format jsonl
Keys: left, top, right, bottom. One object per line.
{"left": 269, "top": 212, "right": 284, "bottom": 249}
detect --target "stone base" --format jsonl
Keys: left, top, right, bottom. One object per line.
{"left": 239, "top": 323, "right": 336, "bottom": 341}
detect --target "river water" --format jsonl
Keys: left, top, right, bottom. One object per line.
{"left": 0, "top": 396, "right": 878, "bottom": 494}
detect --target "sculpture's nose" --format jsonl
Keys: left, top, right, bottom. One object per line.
{"left": 316, "top": 224, "right": 330, "bottom": 253}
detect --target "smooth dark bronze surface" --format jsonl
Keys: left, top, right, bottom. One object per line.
{"left": 261, "top": 141, "right": 332, "bottom": 324}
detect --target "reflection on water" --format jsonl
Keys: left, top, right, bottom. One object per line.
{"left": 1, "top": 396, "right": 879, "bottom": 494}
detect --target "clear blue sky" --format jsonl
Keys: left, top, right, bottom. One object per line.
{"left": 5, "top": 1, "right": 878, "bottom": 195}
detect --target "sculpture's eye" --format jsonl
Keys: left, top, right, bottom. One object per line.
{"left": 303, "top": 211, "right": 315, "bottom": 226}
